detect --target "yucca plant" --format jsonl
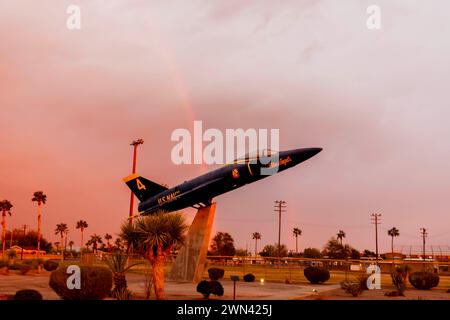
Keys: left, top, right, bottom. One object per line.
{"left": 105, "top": 251, "right": 140, "bottom": 299}
{"left": 119, "top": 211, "right": 187, "bottom": 300}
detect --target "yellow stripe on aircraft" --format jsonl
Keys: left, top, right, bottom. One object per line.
{"left": 123, "top": 173, "right": 140, "bottom": 182}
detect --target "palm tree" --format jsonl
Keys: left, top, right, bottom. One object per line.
{"left": 76, "top": 220, "right": 88, "bottom": 251}
{"left": 90, "top": 234, "right": 102, "bottom": 253}
{"left": 292, "top": 228, "right": 302, "bottom": 253}
{"left": 32, "top": 191, "right": 47, "bottom": 258}
{"left": 115, "top": 238, "right": 123, "bottom": 251}
{"left": 337, "top": 230, "right": 346, "bottom": 245}
{"left": 105, "top": 233, "right": 113, "bottom": 252}
{"left": 252, "top": 232, "right": 261, "bottom": 257}
{"left": 120, "top": 211, "right": 187, "bottom": 300}
{"left": 388, "top": 227, "right": 400, "bottom": 253}
{"left": 68, "top": 240, "right": 74, "bottom": 251}
{"left": 55, "top": 223, "right": 68, "bottom": 259}
{"left": 85, "top": 239, "right": 93, "bottom": 251}
{"left": 0, "top": 200, "right": 13, "bottom": 258}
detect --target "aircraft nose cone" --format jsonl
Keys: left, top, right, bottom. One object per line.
{"left": 291, "top": 147, "right": 323, "bottom": 162}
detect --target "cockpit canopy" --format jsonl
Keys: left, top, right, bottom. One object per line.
{"left": 231, "top": 149, "right": 278, "bottom": 163}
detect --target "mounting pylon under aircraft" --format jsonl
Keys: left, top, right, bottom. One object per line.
{"left": 123, "top": 148, "right": 322, "bottom": 216}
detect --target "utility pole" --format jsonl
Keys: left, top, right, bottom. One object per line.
{"left": 129, "top": 138, "right": 144, "bottom": 225}
{"left": 274, "top": 200, "right": 287, "bottom": 264}
{"left": 370, "top": 213, "right": 382, "bottom": 264}
{"left": 420, "top": 228, "right": 428, "bottom": 261}
{"left": 20, "top": 224, "right": 27, "bottom": 260}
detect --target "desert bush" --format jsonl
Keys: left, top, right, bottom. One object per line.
{"left": 8, "top": 263, "right": 21, "bottom": 270}
{"left": 0, "top": 260, "right": 8, "bottom": 268}
{"left": 208, "top": 267, "right": 225, "bottom": 281}
{"left": 49, "top": 265, "right": 113, "bottom": 300}
{"left": 13, "top": 289, "right": 43, "bottom": 300}
{"left": 7, "top": 249, "right": 17, "bottom": 260}
{"left": 43, "top": 260, "right": 59, "bottom": 272}
{"left": 19, "top": 264, "right": 32, "bottom": 275}
{"left": 196, "top": 280, "right": 224, "bottom": 299}
{"left": 357, "top": 273, "right": 369, "bottom": 290}
{"left": 408, "top": 271, "right": 439, "bottom": 290}
{"left": 304, "top": 267, "right": 330, "bottom": 284}
{"left": 243, "top": 273, "right": 255, "bottom": 282}
{"left": 341, "top": 281, "right": 362, "bottom": 297}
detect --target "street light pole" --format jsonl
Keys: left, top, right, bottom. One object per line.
{"left": 129, "top": 139, "right": 144, "bottom": 225}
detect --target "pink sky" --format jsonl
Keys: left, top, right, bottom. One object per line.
{"left": 1, "top": 1, "right": 450, "bottom": 253}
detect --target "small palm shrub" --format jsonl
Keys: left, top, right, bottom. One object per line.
{"left": 208, "top": 268, "right": 225, "bottom": 281}
{"left": 304, "top": 267, "right": 330, "bottom": 284}
{"left": 243, "top": 273, "right": 256, "bottom": 282}
{"left": 49, "top": 265, "right": 113, "bottom": 300}
{"left": 105, "top": 252, "right": 139, "bottom": 300}
{"left": 43, "top": 260, "right": 59, "bottom": 272}
{"left": 196, "top": 280, "right": 224, "bottom": 299}
{"left": 408, "top": 271, "right": 439, "bottom": 290}
{"left": 386, "top": 270, "right": 406, "bottom": 297}
{"left": 13, "top": 289, "right": 43, "bottom": 300}
{"left": 341, "top": 281, "right": 362, "bottom": 297}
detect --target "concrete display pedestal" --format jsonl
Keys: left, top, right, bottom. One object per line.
{"left": 170, "top": 203, "right": 216, "bottom": 283}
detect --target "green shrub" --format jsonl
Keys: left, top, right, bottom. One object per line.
{"left": 209, "top": 280, "right": 224, "bottom": 297}
{"left": 32, "top": 258, "right": 44, "bottom": 267}
{"left": 19, "top": 264, "right": 32, "bottom": 275}
{"left": 22, "top": 260, "right": 34, "bottom": 266}
{"left": 0, "top": 260, "right": 8, "bottom": 268}
{"left": 197, "top": 280, "right": 210, "bottom": 299}
{"left": 208, "top": 268, "right": 225, "bottom": 281}
{"left": 243, "top": 273, "right": 256, "bottom": 282}
{"left": 196, "top": 280, "right": 224, "bottom": 299}
{"left": 13, "top": 289, "right": 43, "bottom": 300}
{"left": 43, "top": 260, "right": 59, "bottom": 272}
{"left": 304, "top": 267, "right": 330, "bottom": 284}
{"left": 49, "top": 265, "right": 113, "bottom": 300}
{"left": 408, "top": 271, "right": 439, "bottom": 290}
{"left": 8, "top": 263, "right": 21, "bottom": 270}
{"left": 7, "top": 249, "right": 17, "bottom": 259}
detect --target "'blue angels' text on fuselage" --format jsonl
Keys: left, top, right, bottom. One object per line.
{"left": 123, "top": 148, "right": 321, "bottom": 216}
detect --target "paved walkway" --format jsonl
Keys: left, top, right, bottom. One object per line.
{"left": 0, "top": 272, "right": 339, "bottom": 300}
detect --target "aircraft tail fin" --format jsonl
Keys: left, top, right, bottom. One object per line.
{"left": 123, "top": 173, "right": 168, "bottom": 201}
